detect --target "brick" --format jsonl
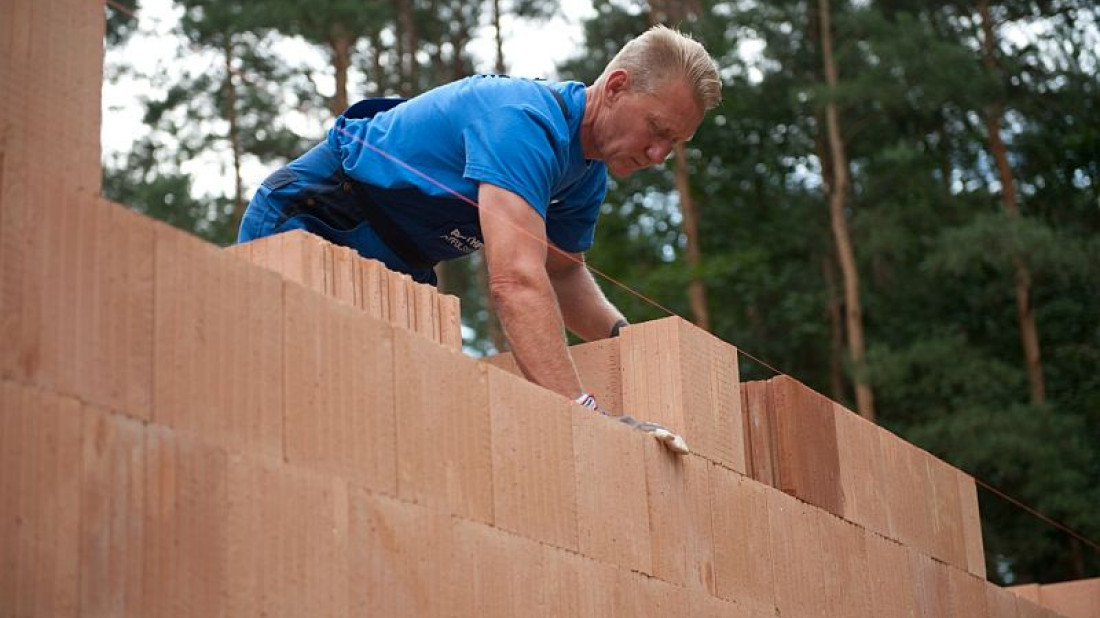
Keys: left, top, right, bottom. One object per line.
{"left": 154, "top": 223, "right": 283, "bottom": 457}
{"left": 488, "top": 365, "right": 578, "bottom": 550}
{"left": 711, "top": 466, "right": 774, "bottom": 610}
{"left": 573, "top": 405, "right": 651, "bottom": 573}
{"left": 880, "top": 427, "right": 935, "bottom": 551}
{"left": 1038, "top": 578, "right": 1100, "bottom": 618}
{"left": 394, "top": 327, "right": 491, "bottom": 522}
{"left": 614, "top": 571, "right": 689, "bottom": 618}
{"left": 328, "top": 242, "right": 359, "bottom": 306}
{"left": 79, "top": 406, "right": 146, "bottom": 617}
{"left": 924, "top": 453, "right": 968, "bottom": 569}
{"left": 767, "top": 489, "right": 825, "bottom": 618}
{"left": 574, "top": 553, "right": 620, "bottom": 617}
{"left": 453, "top": 519, "right": 546, "bottom": 618}
{"left": 741, "top": 379, "right": 777, "bottom": 487}
{"left": 957, "top": 469, "right": 987, "bottom": 578}
{"left": 0, "top": 381, "right": 82, "bottom": 618}
{"left": 569, "top": 337, "right": 623, "bottom": 416}
{"left": 864, "top": 531, "right": 919, "bottom": 618}
{"left": 358, "top": 257, "right": 390, "bottom": 320}
{"left": 987, "top": 584, "right": 1021, "bottom": 618}
{"left": 646, "top": 447, "right": 714, "bottom": 593}
{"left": 143, "top": 425, "right": 228, "bottom": 618}
{"left": 437, "top": 291, "right": 462, "bottom": 350}
{"left": 910, "top": 549, "right": 951, "bottom": 618}
{"left": 1012, "top": 584, "right": 1042, "bottom": 604}
{"left": 835, "top": 401, "right": 890, "bottom": 535}
{"left": 818, "top": 512, "right": 872, "bottom": 618}
{"left": 284, "top": 282, "right": 396, "bottom": 492}
{"left": 232, "top": 229, "right": 328, "bottom": 294}
{"left": 411, "top": 279, "right": 438, "bottom": 342}
{"left": 769, "top": 375, "right": 843, "bottom": 515}
{"left": 620, "top": 317, "right": 744, "bottom": 471}
{"left": 1016, "top": 596, "right": 1052, "bottom": 618}
{"left": 387, "top": 269, "right": 413, "bottom": 330}
{"left": 949, "top": 566, "right": 991, "bottom": 618}
{"left": 225, "top": 453, "right": 350, "bottom": 618}
{"left": 1, "top": 198, "right": 154, "bottom": 418}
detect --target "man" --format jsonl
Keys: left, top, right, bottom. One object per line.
{"left": 238, "top": 25, "right": 722, "bottom": 453}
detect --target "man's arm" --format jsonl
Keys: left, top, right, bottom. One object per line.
{"left": 546, "top": 249, "right": 625, "bottom": 342}
{"left": 478, "top": 183, "right": 583, "bottom": 399}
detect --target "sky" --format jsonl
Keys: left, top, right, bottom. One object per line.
{"left": 101, "top": 0, "right": 597, "bottom": 198}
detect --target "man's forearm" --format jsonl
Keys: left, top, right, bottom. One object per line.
{"left": 490, "top": 271, "right": 583, "bottom": 399}
{"left": 549, "top": 259, "right": 625, "bottom": 341}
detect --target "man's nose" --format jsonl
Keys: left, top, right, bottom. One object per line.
{"left": 646, "top": 141, "right": 674, "bottom": 164}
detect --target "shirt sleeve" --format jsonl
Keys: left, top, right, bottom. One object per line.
{"left": 461, "top": 105, "right": 563, "bottom": 220}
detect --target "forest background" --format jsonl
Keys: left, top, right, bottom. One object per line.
{"left": 101, "top": 0, "right": 1099, "bottom": 586}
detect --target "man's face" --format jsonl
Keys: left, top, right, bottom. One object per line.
{"left": 597, "top": 73, "right": 705, "bottom": 178}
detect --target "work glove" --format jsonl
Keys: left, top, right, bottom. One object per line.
{"left": 575, "top": 393, "right": 690, "bottom": 455}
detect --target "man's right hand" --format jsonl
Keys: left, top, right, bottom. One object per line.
{"left": 575, "top": 393, "right": 690, "bottom": 455}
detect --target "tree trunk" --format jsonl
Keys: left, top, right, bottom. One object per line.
{"left": 328, "top": 26, "right": 352, "bottom": 116}
{"left": 393, "top": 0, "right": 418, "bottom": 93}
{"left": 493, "top": 0, "right": 506, "bottom": 74}
{"left": 369, "top": 29, "right": 386, "bottom": 96}
{"left": 978, "top": 0, "right": 1046, "bottom": 407}
{"left": 674, "top": 143, "right": 710, "bottom": 330}
{"left": 822, "top": 254, "right": 846, "bottom": 402}
{"left": 649, "top": 1, "right": 711, "bottom": 331}
{"left": 818, "top": 0, "right": 875, "bottom": 420}
{"left": 223, "top": 38, "right": 245, "bottom": 234}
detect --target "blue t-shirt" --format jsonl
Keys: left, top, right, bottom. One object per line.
{"left": 325, "top": 75, "right": 607, "bottom": 262}
{"left": 279, "top": 75, "right": 602, "bottom": 263}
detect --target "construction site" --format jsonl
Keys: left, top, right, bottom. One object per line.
{"left": 2, "top": 0, "right": 1098, "bottom": 616}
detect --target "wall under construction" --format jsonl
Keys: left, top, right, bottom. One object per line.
{"left": 0, "top": 1, "right": 1088, "bottom": 617}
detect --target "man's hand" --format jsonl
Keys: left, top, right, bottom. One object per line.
{"left": 575, "top": 393, "right": 691, "bottom": 455}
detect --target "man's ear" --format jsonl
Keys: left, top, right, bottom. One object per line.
{"left": 605, "top": 69, "right": 630, "bottom": 102}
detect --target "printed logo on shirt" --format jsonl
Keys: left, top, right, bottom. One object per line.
{"left": 440, "top": 228, "right": 484, "bottom": 253}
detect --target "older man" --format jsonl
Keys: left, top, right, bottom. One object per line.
{"left": 238, "top": 25, "right": 722, "bottom": 453}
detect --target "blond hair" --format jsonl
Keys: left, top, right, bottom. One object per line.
{"left": 599, "top": 25, "right": 722, "bottom": 110}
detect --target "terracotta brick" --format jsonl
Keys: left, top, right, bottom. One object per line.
{"left": 864, "top": 530, "right": 919, "bottom": 618}
{"left": 232, "top": 229, "right": 328, "bottom": 294}
{"left": 1038, "top": 578, "right": 1100, "bottom": 618}
{"left": 768, "top": 375, "right": 843, "bottom": 516}
{"left": 741, "top": 380, "right": 777, "bottom": 487}
{"left": 987, "top": 584, "right": 1021, "bottom": 618}
{"left": 910, "top": 549, "right": 952, "bottom": 618}
{"left": 154, "top": 223, "right": 283, "bottom": 457}
{"left": 646, "top": 447, "right": 714, "bottom": 592}
{"left": 1013, "top": 584, "right": 1042, "bottom": 604}
{"left": 394, "top": 327, "right": 492, "bottom": 522}
{"left": 453, "top": 519, "right": 546, "bottom": 618}
{"left": 387, "top": 269, "right": 413, "bottom": 330}
{"left": 143, "top": 425, "right": 228, "bottom": 618}
{"left": 358, "top": 257, "right": 390, "bottom": 320}
{"left": 284, "top": 282, "right": 396, "bottom": 492}
{"left": 1016, "top": 596, "right": 1052, "bottom": 618}
{"left": 411, "top": 279, "right": 438, "bottom": 342}
{"left": 768, "top": 489, "right": 825, "bottom": 618}
{"left": 924, "top": 453, "right": 968, "bottom": 570}
{"left": 880, "top": 428, "right": 936, "bottom": 551}
{"left": 573, "top": 405, "right": 651, "bottom": 573}
{"left": 957, "top": 469, "right": 988, "bottom": 578}
{"left": 488, "top": 366, "right": 578, "bottom": 550}
{"left": 538, "top": 544, "right": 586, "bottom": 618}
{"left": 574, "top": 553, "right": 620, "bottom": 617}
{"left": 570, "top": 337, "right": 623, "bottom": 416}
{"left": 835, "top": 401, "right": 890, "bottom": 535}
{"left": 79, "top": 406, "right": 146, "bottom": 617}
{"left": 949, "top": 566, "right": 991, "bottom": 618}
{"left": 1, "top": 198, "right": 154, "bottom": 419}
{"left": 226, "top": 453, "right": 350, "bottom": 618}
{"left": 711, "top": 466, "right": 774, "bottom": 610}
{"left": 614, "top": 570, "right": 690, "bottom": 618}
{"left": 620, "top": 317, "right": 744, "bottom": 471}
{"left": 0, "top": 381, "right": 82, "bottom": 618}
{"left": 328, "top": 242, "right": 359, "bottom": 306}
{"left": 437, "top": 291, "right": 463, "bottom": 351}
{"left": 482, "top": 351, "right": 521, "bottom": 376}
{"left": 818, "top": 512, "right": 872, "bottom": 618}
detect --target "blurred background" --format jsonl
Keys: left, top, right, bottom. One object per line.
{"left": 101, "top": 0, "right": 1099, "bottom": 585}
